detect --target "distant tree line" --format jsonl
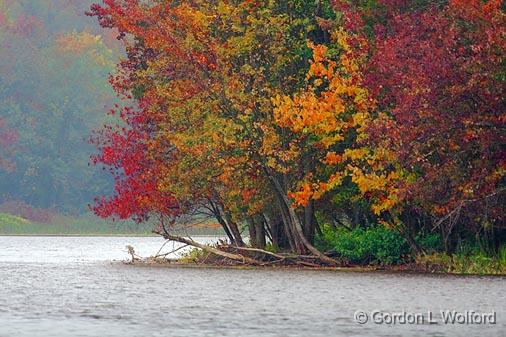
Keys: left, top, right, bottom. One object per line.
{"left": 0, "top": 0, "right": 121, "bottom": 213}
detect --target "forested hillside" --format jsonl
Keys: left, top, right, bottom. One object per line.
{"left": 0, "top": 0, "right": 120, "bottom": 214}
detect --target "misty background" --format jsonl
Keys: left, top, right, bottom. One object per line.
{"left": 0, "top": 0, "right": 119, "bottom": 216}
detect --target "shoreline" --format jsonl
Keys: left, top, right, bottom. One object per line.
{"left": 125, "top": 259, "right": 506, "bottom": 277}
{"left": 2, "top": 235, "right": 503, "bottom": 276}
{"left": 0, "top": 234, "right": 218, "bottom": 237}
{"left": 0, "top": 234, "right": 158, "bottom": 237}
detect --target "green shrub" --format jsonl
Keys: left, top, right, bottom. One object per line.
{"left": 317, "top": 225, "right": 410, "bottom": 265}
{"left": 179, "top": 247, "right": 207, "bottom": 263}
{"left": 416, "top": 232, "right": 443, "bottom": 253}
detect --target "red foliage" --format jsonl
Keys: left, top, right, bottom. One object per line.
{"left": 90, "top": 104, "right": 180, "bottom": 222}
{"left": 87, "top": 1, "right": 203, "bottom": 223}
{"left": 337, "top": 1, "right": 505, "bottom": 216}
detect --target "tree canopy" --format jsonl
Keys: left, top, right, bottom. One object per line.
{"left": 87, "top": 0, "right": 504, "bottom": 260}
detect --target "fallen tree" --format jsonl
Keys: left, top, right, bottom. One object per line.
{"left": 153, "top": 228, "right": 338, "bottom": 267}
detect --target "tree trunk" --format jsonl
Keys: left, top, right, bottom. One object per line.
{"left": 275, "top": 190, "right": 306, "bottom": 253}
{"left": 263, "top": 213, "right": 279, "bottom": 250}
{"left": 224, "top": 211, "right": 245, "bottom": 247}
{"left": 221, "top": 220, "right": 235, "bottom": 244}
{"left": 267, "top": 172, "right": 337, "bottom": 265}
{"left": 211, "top": 193, "right": 245, "bottom": 247}
{"left": 247, "top": 217, "right": 258, "bottom": 247}
{"left": 209, "top": 199, "right": 245, "bottom": 246}
{"left": 255, "top": 216, "right": 266, "bottom": 249}
{"left": 304, "top": 199, "right": 316, "bottom": 243}
{"left": 210, "top": 201, "right": 235, "bottom": 244}
{"left": 209, "top": 200, "right": 235, "bottom": 244}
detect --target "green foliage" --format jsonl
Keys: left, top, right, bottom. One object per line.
{"left": 416, "top": 232, "right": 443, "bottom": 253}
{"left": 264, "top": 242, "right": 278, "bottom": 254}
{"left": 179, "top": 247, "right": 207, "bottom": 263}
{"left": 317, "top": 224, "right": 410, "bottom": 265}
{"left": 499, "top": 245, "right": 506, "bottom": 267}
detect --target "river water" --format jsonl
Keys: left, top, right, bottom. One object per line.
{"left": 0, "top": 236, "right": 504, "bottom": 337}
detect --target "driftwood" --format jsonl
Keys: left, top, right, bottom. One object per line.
{"left": 157, "top": 232, "right": 265, "bottom": 265}
{"left": 153, "top": 230, "right": 338, "bottom": 267}
{"left": 125, "top": 245, "right": 143, "bottom": 263}
{"left": 224, "top": 246, "right": 331, "bottom": 267}
{"left": 154, "top": 244, "right": 189, "bottom": 258}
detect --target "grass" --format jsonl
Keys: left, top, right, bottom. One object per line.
{"left": 0, "top": 212, "right": 226, "bottom": 236}
{"left": 0, "top": 212, "right": 155, "bottom": 235}
{"left": 416, "top": 246, "right": 506, "bottom": 275}
{"left": 0, "top": 213, "right": 31, "bottom": 227}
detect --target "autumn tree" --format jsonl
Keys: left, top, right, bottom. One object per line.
{"left": 351, "top": 0, "right": 504, "bottom": 252}
{"left": 89, "top": 0, "right": 339, "bottom": 262}
{"left": 273, "top": 0, "right": 504, "bottom": 254}
{"left": 89, "top": 0, "right": 504, "bottom": 261}
{"left": 298, "top": 0, "right": 506, "bottom": 253}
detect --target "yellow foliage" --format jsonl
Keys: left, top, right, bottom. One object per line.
{"left": 55, "top": 31, "right": 113, "bottom": 66}
{"left": 272, "top": 29, "right": 406, "bottom": 214}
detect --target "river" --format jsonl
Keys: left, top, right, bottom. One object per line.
{"left": 0, "top": 236, "right": 504, "bottom": 337}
